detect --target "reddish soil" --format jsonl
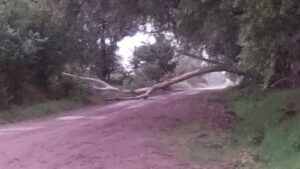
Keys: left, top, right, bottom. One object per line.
{"left": 0, "top": 90, "right": 234, "bottom": 169}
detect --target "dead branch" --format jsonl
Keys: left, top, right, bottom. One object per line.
{"left": 177, "top": 50, "right": 223, "bottom": 65}
{"left": 63, "top": 65, "right": 251, "bottom": 100}
{"left": 270, "top": 78, "right": 290, "bottom": 88}
{"left": 63, "top": 72, "right": 150, "bottom": 94}
{"left": 62, "top": 72, "right": 118, "bottom": 90}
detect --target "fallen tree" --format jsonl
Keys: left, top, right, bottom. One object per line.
{"left": 63, "top": 64, "right": 254, "bottom": 100}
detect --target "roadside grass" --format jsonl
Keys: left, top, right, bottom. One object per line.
{"left": 0, "top": 100, "right": 85, "bottom": 124}
{"left": 229, "top": 87, "right": 300, "bottom": 169}
{"left": 0, "top": 88, "right": 120, "bottom": 125}
{"left": 159, "top": 88, "right": 300, "bottom": 168}
{"left": 163, "top": 125, "right": 237, "bottom": 164}
{"left": 162, "top": 124, "right": 237, "bottom": 163}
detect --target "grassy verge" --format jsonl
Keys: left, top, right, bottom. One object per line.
{"left": 161, "top": 123, "right": 237, "bottom": 163}
{"left": 160, "top": 88, "right": 300, "bottom": 168}
{"left": 229, "top": 87, "right": 300, "bottom": 169}
{"left": 0, "top": 100, "right": 86, "bottom": 125}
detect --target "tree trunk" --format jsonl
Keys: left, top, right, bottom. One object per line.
{"left": 63, "top": 65, "right": 252, "bottom": 100}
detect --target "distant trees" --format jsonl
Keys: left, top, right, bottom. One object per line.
{"left": 132, "top": 36, "right": 177, "bottom": 82}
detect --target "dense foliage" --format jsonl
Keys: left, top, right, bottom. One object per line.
{"left": 163, "top": 0, "right": 300, "bottom": 87}
{"left": 0, "top": 0, "right": 69, "bottom": 107}
{"left": 0, "top": 0, "right": 299, "bottom": 107}
{"left": 132, "top": 36, "right": 176, "bottom": 82}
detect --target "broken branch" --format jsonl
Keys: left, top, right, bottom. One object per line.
{"left": 177, "top": 50, "right": 223, "bottom": 65}
{"left": 63, "top": 64, "right": 252, "bottom": 100}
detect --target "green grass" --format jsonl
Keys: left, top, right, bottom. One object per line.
{"left": 229, "top": 87, "right": 300, "bottom": 169}
{"left": 161, "top": 123, "right": 238, "bottom": 164}
{"left": 0, "top": 100, "right": 85, "bottom": 124}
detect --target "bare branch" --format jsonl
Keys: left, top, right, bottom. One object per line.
{"left": 62, "top": 72, "right": 120, "bottom": 91}
{"left": 63, "top": 65, "right": 254, "bottom": 100}
{"left": 62, "top": 72, "right": 150, "bottom": 94}
{"left": 177, "top": 50, "right": 224, "bottom": 65}
{"left": 106, "top": 88, "right": 154, "bottom": 101}
{"left": 270, "top": 78, "right": 290, "bottom": 88}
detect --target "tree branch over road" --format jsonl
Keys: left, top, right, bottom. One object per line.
{"left": 177, "top": 50, "right": 224, "bottom": 65}
{"left": 63, "top": 64, "right": 254, "bottom": 100}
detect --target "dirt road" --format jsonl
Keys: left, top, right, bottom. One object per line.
{"left": 0, "top": 90, "right": 233, "bottom": 169}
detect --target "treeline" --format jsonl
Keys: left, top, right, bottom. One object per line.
{"left": 0, "top": 0, "right": 80, "bottom": 107}
{"left": 1, "top": 0, "right": 300, "bottom": 108}
{"left": 0, "top": 0, "right": 177, "bottom": 108}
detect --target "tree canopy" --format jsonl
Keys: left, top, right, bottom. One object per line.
{"left": 0, "top": 0, "right": 299, "bottom": 105}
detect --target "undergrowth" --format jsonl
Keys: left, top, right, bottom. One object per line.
{"left": 229, "top": 86, "right": 300, "bottom": 169}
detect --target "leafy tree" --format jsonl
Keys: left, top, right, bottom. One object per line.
{"left": 132, "top": 36, "right": 177, "bottom": 81}
{"left": 1, "top": 0, "right": 300, "bottom": 106}
{"left": 0, "top": 0, "right": 80, "bottom": 105}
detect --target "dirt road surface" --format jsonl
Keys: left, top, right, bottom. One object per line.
{"left": 0, "top": 90, "right": 233, "bottom": 169}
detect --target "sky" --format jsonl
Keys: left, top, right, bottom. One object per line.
{"left": 116, "top": 29, "right": 231, "bottom": 87}
{"left": 117, "top": 32, "right": 156, "bottom": 71}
